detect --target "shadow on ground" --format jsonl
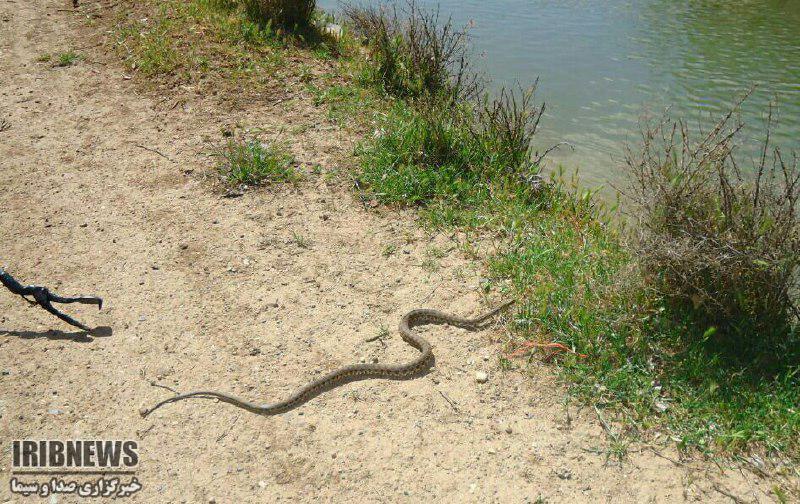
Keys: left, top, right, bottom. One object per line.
{"left": 0, "top": 325, "right": 113, "bottom": 342}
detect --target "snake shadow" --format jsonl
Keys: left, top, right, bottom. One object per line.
{"left": 0, "top": 325, "right": 113, "bottom": 342}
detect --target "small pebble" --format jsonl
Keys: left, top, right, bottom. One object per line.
{"left": 505, "top": 425, "right": 513, "bottom": 434}
{"left": 258, "top": 481, "right": 267, "bottom": 489}
{"left": 475, "top": 371, "right": 489, "bottom": 383}
{"left": 554, "top": 468, "right": 573, "bottom": 480}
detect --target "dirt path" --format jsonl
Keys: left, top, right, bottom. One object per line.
{"left": 0, "top": 1, "right": 786, "bottom": 502}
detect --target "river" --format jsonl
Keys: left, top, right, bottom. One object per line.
{"left": 320, "top": 0, "right": 800, "bottom": 188}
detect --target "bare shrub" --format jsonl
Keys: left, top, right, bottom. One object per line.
{"left": 623, "top": 93, "right": 800, "bottom": 334}
{"left": 242, "top": 0, "right": 316, "bottom": 29}
{"left": 340, "top": 1, "right": 393, "bottom": 39}
{"left": 474, "top": 83, "right": 546, "bottom": 173}
{"left": 341, "top": 0, "right": 482, "bottom": 103}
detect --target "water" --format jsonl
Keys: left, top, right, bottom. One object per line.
{"left": 320, "top": 0, "right": 800, "bottom": 188}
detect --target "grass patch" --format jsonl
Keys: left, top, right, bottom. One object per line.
{"left": 215, "top": 138, "right": 298, "bottom": 187}
{"left": 113, "top": 0, "right": 281, "bottom": 81}
{"left": 55, "top": 51, "right": 83, "bottom": 67}
{"left": 357, "top": 86, "right": 544, "bottom": 212}
{"left": 291, "top": 231, "right": 312, "bottom": 249}
{"left": 358, "top": 103, "right": 492, "bottom": 207}
{"left": 111, "top": 0, "right": 343, "bottom": 90}
{"left": 307, "top": 82, "right": 385, "bottom": 127}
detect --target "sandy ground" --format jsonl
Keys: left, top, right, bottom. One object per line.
{"left": 0, "top": 1, "right": 794, "bottom": 502}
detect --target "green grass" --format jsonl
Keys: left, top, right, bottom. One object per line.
{"left": 215, "top": 138, "right": 297, "bottom": 186}
{"left": 113, "top": 0, "right": 281, "bottom": 80}
{"left": 382, "top": 244, "right": 397, "bottom": 257}
{"left": 356, "top": 102, "right": 543, "bottom": 214}
{"left": 291, "top": 231, "right": 312, "bottom": 249}
{"left": 487, "top": 195, "right": 800, "bottom": 456}
{"left": 54, "top": 51, "right": 83, "bottom": 67}
{"left": 357, "top": 104, "right": 487, "bottom": 207}
{"left": 111, "top": 0, "right": 342, "bottom": 87}
{"left": 307, "top": 82, "right": 384, "bottom": 127}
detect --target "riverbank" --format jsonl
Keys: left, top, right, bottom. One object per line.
{"left": 0, "top": 0, "right": 796, "bottom": 501}
{"left": 94, "top": 0, "right": 800, "bottom": 488}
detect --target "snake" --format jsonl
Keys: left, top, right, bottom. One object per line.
{"left": 139, "top": 300, "right": 514, "bottom": 417}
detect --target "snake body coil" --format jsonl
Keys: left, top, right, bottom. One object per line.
{"left": 140, "top": 301, "right": 513, "bottom": 417}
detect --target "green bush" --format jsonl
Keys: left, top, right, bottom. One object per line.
{"left": 241, "top": 0, "right": 316, "bottom": 29}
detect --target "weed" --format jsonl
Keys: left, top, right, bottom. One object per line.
{"left": 215, "top": 138, "right": 297, "bottom": 186}
{"left": 375, "top": 326, "right": 390, "bottom": 340}
{"left": 421, "top": 257, "right": 440, "bottom": 273}
{"left": 475, "top": 83, "right": 546, "bottom": 173}
{"left": 292, "top": 231, "right": 312, "bottom": 249}
{"left": 55, "top": 51, "right": 83, "bottom": 67}
{"left": 342, "top": 0, "right": 481, "bottom": 103}
{"left": 426, "top": 246, "right": 446, "bottom": 259}
{"left": 498, "top": 356, "right": 514, "bottom": 371}
{"left": 382, "top": 244, "right": 397, "bottom": 257}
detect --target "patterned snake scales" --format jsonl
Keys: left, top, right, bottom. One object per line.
{"left": 140, "top": 300, "right": 514, "bottom": 417}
